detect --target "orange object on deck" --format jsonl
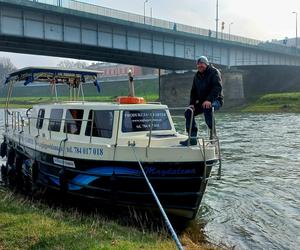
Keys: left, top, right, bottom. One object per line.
{"left": 116, "top": 96, "right": 145, "bottom": 104}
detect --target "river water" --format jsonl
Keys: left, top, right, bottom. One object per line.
{"left": 0, "top": 110, "right": 299, "bottom": 250}
{"left": 195, "top": 113, "right": 300, "bottom": 250}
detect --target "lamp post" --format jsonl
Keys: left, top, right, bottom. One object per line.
{"left": 221, "top": 21, "right": 225, "bottom": 39}
{"left": 144, "top": 0, "right": 149, "bottom": 24}
{"left": 229, "top": 22, "right": 234, "bottom": 40}
{"left": 292, "top": 11, "right": 298, "bottom": 49}
{"left": 216, "top": 0, "right": 219, "bottom": 39}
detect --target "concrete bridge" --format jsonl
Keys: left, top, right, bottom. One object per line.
{"left": 0, "top": 0, "right": 300, "bottom": 70}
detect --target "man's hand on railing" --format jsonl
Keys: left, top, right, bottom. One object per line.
{"left": 202, "top": 101, "right": 212, "bottom": 109}
{"left": 188, "top": 105, "right": 195, "bottom": 111}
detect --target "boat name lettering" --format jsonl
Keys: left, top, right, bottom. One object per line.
{"left": 39, "top": 143, "right": 60, "bottom": 151}
{"left": 144, "top": 167, "right": 196, "bottom": 176}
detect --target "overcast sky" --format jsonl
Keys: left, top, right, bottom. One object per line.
{"left": 1, "top": 0, "right": 300, "bottom": 68}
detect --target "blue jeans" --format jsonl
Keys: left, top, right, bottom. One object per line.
{"left": 185, "top": 100, "right": 221, "bottom": 135}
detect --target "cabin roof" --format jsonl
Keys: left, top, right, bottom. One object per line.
{"left": 7, "top": 67, "right": 103, "bottom": 78}
{"left": 4, "top": 66, "right": 103, "bottom": 88}
{"left": 35, "top": 102, "right": 168, "bottom": 110}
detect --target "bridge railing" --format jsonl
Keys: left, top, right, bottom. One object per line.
{"left": 27, "top": 0, "right": 298, "bottom": 54}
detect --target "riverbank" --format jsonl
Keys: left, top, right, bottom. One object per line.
{"left": 226, "top": 92, "right": 300, "bottom": 113}
{"left": 2, "top": 92, "right": 299, "bottom": 113}
{"left": 0, "top": 95, "right": 159, "bottom": 108}
{"left": 242, "top": 92, "right": 300, "bottom": 112}
{"left": 0, "top": 187, "right": 220, "bottom": 250}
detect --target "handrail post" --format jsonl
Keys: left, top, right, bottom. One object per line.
{"left": 147, "top": 110, "right": 154, "bottom": 147}
{"left": 17, "top": 112, "right": 20, "bottom": 131}
{"left": 90, "top": 110, "right": 94, "bottom": 143}
{"left": 202, "top": 138, "right": 207, "bottom": 182}
{"left": 113, "top": 111, "right": 121, "bottom": 161}
{"left": 4, "top": 109, "right": 7, "bottom": 132}
{"left": 146, "top": 109, "right": 154, "bottom": 158}
{"left": 211, "top": 106, "right": 215, "bottom": 140}
{"left": 217, "top": 138, "right": 222, "bottom": 180}
{"left": 80, "top": 82, "right": 85, "bottom": 102}
{"left": 21, "top": 117, "right": 24, "bottom": 133}
{"left": 10, "top": 111, "right": 13, "bottom": 131}
{"left": 13, "top": 112, "right": 15, "bottom": 131}
{"left": 64, "top": 118, "right": 68, "bottom": 140}
{"left": 186, "top": 107, "right": 194, "bottom": 146}
{"left": 28, "top": 117, "right": 31, "bottom": 135}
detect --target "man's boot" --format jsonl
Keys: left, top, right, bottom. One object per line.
{"left": 180, "top": 131, "right": 198, "bottom": 146}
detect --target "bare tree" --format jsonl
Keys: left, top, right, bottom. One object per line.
{"left": 57, "top": 59, "right": 90, "bottom": 69}
{"left": 0, "top": 57, "right": 17, "bottom": 86}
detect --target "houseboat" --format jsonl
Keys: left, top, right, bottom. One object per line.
{"left": 0, "top": 67, "right": 221, "bottom": 224}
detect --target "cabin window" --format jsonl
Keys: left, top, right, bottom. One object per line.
{"left": 48, "top": 109, "right": 63, "bottom": 132}
{"left": 85, "top": 110, "right": 114, "bottom": 138}
{"left": 64, "top": 109, "right": 84, "bottom": 135}
{"left": 122, "top": 110, "right": 172, "bottom": 132}
{"left": 36, "top": 109, "right": 45, "bottom": 129}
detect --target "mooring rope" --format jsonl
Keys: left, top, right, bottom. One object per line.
{"left": 130, "top": 145, "right": 184, "bottom": 250}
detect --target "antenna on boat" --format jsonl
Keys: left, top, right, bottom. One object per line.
{"left": 50, "top": 76, "right": 58, "bottom": 102}
{"left": 128, "top": 68, "right": 135, "bottom": 97}
{"left": 116, "top": 68, "right": 145, "bottom": 104}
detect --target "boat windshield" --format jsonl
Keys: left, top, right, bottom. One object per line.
{"left": 122, "top": 109, "right": 171, "bottom": 133}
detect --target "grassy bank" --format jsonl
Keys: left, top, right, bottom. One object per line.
{"left": 241, "top": 92, "right": 300, "bottom": 113}
{"left": 0, "top": 79, "right": 159, "bottom": 99}
{"left": 0, "top": 95, "right": 159, "bottom": 108}
{"left": 0, "top": 188, "right": 219, "bottom": 250}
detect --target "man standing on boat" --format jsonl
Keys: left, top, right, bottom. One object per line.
{"left": 180, "top": 56, "right": 224, "bottom": 146}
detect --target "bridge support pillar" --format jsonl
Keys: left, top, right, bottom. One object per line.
{"left": 222, "top": 70, "right": 245, "bottom": 100}
{"left": 160, "top": 69, "right": 245, "bottom": 108}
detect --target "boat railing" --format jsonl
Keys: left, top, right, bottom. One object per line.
{"left": 168, "top": 106, "right": 222, "bottom": 180}
{"left": 4, "top": 107, "right": 222, "bottom": 179}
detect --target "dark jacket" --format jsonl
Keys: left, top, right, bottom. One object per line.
{"left": 189, "top": 65, "right": 224, "bottom": 106}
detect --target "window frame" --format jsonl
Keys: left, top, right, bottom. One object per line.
{"left": 36, "top": 108, "right": 45, "bottom": 129}
{"left": 63, "top": 109, "right": 84, "bottom": 135}
{"left": 48, "top": 109, "right": 64, "bottom": 132}
{"left": 121, "top": 109, "right": 172, "bottom": 133}
{"left": 85, "top": 110, "right": 114, "bottom": 139}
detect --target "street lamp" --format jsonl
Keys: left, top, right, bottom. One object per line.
{"left": 221, "top": 21, "right": 225, "bottom": 39}
{"left": 144, "top": 0, "right": 149, "bottom": 24}
{"left": 292, "top": 11, "right": 298, "bottom": 49}
{"left": 229, "top": 22, "right": 234, "bottom": 40}
{"left": 216, "top": 0, "right": 219, "bottom": 39}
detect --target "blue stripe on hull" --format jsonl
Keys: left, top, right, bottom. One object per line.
{"left": 49, "top": 167, "right": 141, "bottom": 190}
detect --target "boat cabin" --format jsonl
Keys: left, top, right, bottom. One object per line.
{"left": 30, "top": 102, "right": 178, "bottom": 147}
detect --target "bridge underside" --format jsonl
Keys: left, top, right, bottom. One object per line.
{"left": 0, "top": 0, "right": 300, "bottom": 70}
{"left": 0, "top": 35, "right": 196, "bottom": 70}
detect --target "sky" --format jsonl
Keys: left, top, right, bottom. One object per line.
{"left": 1, "top": 0, "right": 300, "bottom": 68}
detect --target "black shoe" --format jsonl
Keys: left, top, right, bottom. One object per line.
{"left": 180, "top": 138, "right": 197, "bottom": 146}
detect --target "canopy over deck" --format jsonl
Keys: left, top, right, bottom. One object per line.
{"left": 4, "top": 66, "right": 103, "bottom": 87}
{"left": 4, "top": 67, "right": 103, "bottom": 105}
